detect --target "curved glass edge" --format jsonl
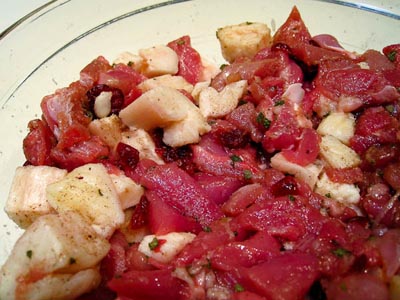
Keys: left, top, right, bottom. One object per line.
{"left": 0, "top": 0, "right": 70, "bottom": 40}
{"left": 1, "top": 0, "right": 399, "bottom": 43}
{"left": 316, "top": 0, "right": 400, "bottom": 20}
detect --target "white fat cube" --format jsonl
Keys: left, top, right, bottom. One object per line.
{"left": 110, "top": 173, "right": 144, "bottom": 210}
{"left": 315, "top": 173, "right": 361, "bottom": 205}
{"left": 199, "top": 80, "right": 248, "bottom": 118}
{"left": 319, "top": 135, "right": 361, "bottom": 168}
{"left": 138, "top": 232, "right": 195, "bottom": 263}
{"left": 317, "top": 112, "right": 355, "bottom": 145}
{"left": 138, "top": 74, "right": 193, "bottom": 93}
{"left": 5, "top": 165, "right": 67, "bottom": 228}
{"left": 88, "top": 114, "right": 123, "bottom": 149}
{"left": 121, "top": 127, "right": 164, "bottom": 164}
{"left": 0, "top": 211, "right": 109, "bottom": 300}
{"left": 217, "top": 22, "right": 272, "bottom": 63}
{"left": 163, "top": 107, "right": 211, "bottom": 147}
{"left": 46, "top": 163, "right": 124, "bottom": 238}
{"left": 119, "top": 86, "right": 189, "bottom": 130}
{"left": 139, "top": 45, "right": 179, "bottom": 77}
{"left": 270, "top": 153, "right": 323, "bottom": 189}
{"left": 113, "top": 51, "right": 144, "bottom": 70}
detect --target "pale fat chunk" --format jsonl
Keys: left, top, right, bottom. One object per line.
{"left": 22, "top": 268, "right": 101, "bottom": 300}
{"left": 270, "top": 153, "right": 323, "bottom": 189}
{"left": 199, "top": 80, "right": 248, "bottom": 118}
{"left": 46, "top": 163, "right": 124, "bottom": 238}
{"left": 139, "top": 232, "right": 196, "bottom": 263}
{"left": 119, "top": 86, "right": 189, "bottom": 130}
{"left": 319, "top": 135, "right": 361, "bottom": 168}
{"left": 113, "top": 51, "right": 144, "bottom": 70}
{"left": 315, "top": 173, "right": 361, "bottom": 205}
{"left": 138, "top": 74, "right": 194, "bottom": 93}
{"left": 121, "top": 127, "right": 165, "bottom": 164}
{"left": 119, "top": 86, "right": 210, "bottom": 147}
{"left": 0, "top": 211, "right": 109, "bottom": 300}
{"left": 217, "top": 22, "right": 272, "bottom": 63}
{"left": 110, "top": 173, "right": 144, "bottom": 210}
{"left": 139, "top": 45, "right": 179, "bottom": 77}
{"left": 88, "top": 114, "right": 123, "bottom": 149}
{"left": 163, "top": 107, "right": 211, "bottom": 147}
{"left": 5, "top": 165, "right": 67, "bottom": 229}
{"left": 317, "top": 112, "right": 355, "bottom": 145}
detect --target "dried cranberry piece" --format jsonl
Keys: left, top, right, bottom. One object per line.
{"left": 130, "top": 196, "right": 149, "bottom": 229}
{"left": 86, "top": 84, "right": 124, "bottom": 116}
{"left": 271, "top": 175, "right": 299, "bottom": 197}
{"left": 384, "top": 161, "right": 400, "bottom": 190}
{"left": 116, "top": 142, "right": 139, "bottom": 171}
{"left": 363, "top": 144, "right": 399, "bottom": 169}
{"left": 151, "top": 129, "right": 196, "bottom": 174}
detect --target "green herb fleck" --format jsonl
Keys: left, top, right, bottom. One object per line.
{"left": 230, "top": 155, "right": 243, "bottom": 165}
{"left": 325, "top": 193, "right": 332, "bottom": 198}
{"left": 238, "top": 99, "right": 248, "bottom": 106}
{"left": 148, "top": 237, "right": 159, "bottom": 251}
{"left": 220, "top": 63, "right": 228, "bottom": 70}
{"left": 203, "top": 226, "right": 212, "bottom": 232}
{"left": 177, "top": 39, "right": 186, "bottom": 45}
{"left": 332, "top": 247, "right": 351, "bottom": 258}
{"left": 26, "top": 250, "right": 33, "bottom": 259}
{"left": 387, "top": 50, "right": 397, "bottom": 62}
{"left": 245, "top": 21, "right": 253, "bottom": 25}
{"left": 256, "top": 112, "right": 271, "bottom": 129}
{"left": 127, "top": 61, "right": 134, "bottom": 67}
{"left": 288, "top": 195, "right": 295, "bottom": 202}
{"left": 243, "top": 170, "right": 253, "bottom": 180}
{"left": 385, "top": 104, "right": 395, "bottom": 114}
{"left": 69, "top": 257, "right": 76, "bottom": 265}
{"left": 274, "top": 99, "right": 285, "bottom": 106}
{"left": 234, "top": 283, "right": 245, "bottom": 292}
{"left": 340, "top": 283, "right": 348, "bottom": 291}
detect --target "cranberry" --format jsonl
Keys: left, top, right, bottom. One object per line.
{"left": 116, "top": 142, "right": 139, "bottom": 171}
{"left": 271, "top": 175, "right": 299, "bottom": 197}
{"left": 384, "top": 161, "right": 400, "bottom": 190}
{"left": 130, "top": 196, "right": 149, "bottom": 229}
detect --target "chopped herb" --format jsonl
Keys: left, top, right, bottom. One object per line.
{"left": 238, "top": 99, "right": 248, "bottom": 106}
{"left": 148, "top": 237, "right": 159, "bottom": 251}
{"left": 204, "top": 258, "right": 212, "bottom": 269}
{"left": 230, "top": 155, "right": 243, "bottom": 165}
{"left": 98, "top": 189, "right": 103, "bottom": 196}
{"left": 220, "top": 63, "right": 228, "bottom": 70}
{"left": 274, "top": 99, "right": 285, "bottom": 106}
{"left": 203, "top": 226, "right": 212, "bottom": 232}
{"left": 177, "top": 39, "right": 186, "bottom": 45}
{"left": 288, "top": 195, "right": 295, "bottom": 202}
{"left": 69, "top": 257, "right": 76, "bottom": 265}
{"left": 234, "top": 283, "right": 245, "bottom": 292}
{"left": 387, "top": 50, "right": 397, "bottom": 62}
{"left": 245, "top": 21, "right": 253, "bottom": 25}
{"left": 385, "top": 104, "right": 395, "bottom": 114}
{"left": 325, "top": 193, "right": 332, "bottom": 198}
{"left": 26, "top": 250, "right": 33, "bottom": 259}
{"left": 243, "top": 170, "right": 253, "bottom": 180}
{"left": 127, "top": 61, "right": 134, "bottom": 67}
{"left": 340, "top": 283, "right": 347, "bottom": 291}
{"left": 332, "top": 247, "right": 351, "bottom": 258}
{"left": 256, "top": 112, "right": 271, "bottom": 129}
